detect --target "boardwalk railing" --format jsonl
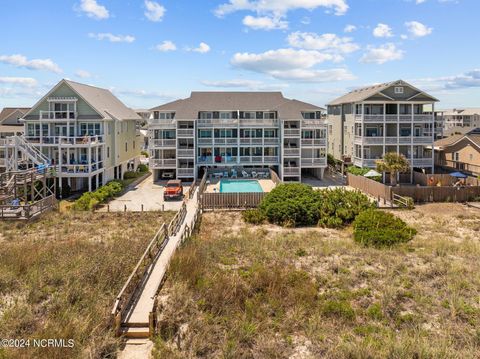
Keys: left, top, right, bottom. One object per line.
{"left": 167, "top": 202, "right": 187, "bottom": 236}
{"left": 198, "top": 172, "right": 208, "bottom": 195}
{"left": 270, "top": 168, "right": 281, "bottom": 186}
{"left": 0, "top": 195, "right": 57, "bottom": 220}
{"left": 201, "top": 192, "right": 266, "bottom": 210}
{"left": 111, "top": 223, "right": 169, "bottom": 336}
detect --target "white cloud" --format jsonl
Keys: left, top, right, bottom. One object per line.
{"left": 444, "top": 69, "right": 480, "bottom": 89}
{"left": 0, "top": 54, "right": 62, "bottom": 73}
{"left": 201, "top": 79, "right": 289, "bottom": 90}
{"left": 188, "top": 42, "right": 211, "bottom": 53}
{"left": 416, "top": 0, "right": 426, "bottom": 3}
{"left": 242, "top": 15, "right": 288, "bottom": 30}
{"left": 88, "top": 33, "right": 135, "bottom": 43}
{"left": 78, "top": 0, "right": 109, "bottom": 20}
{"left": 405, "top": 21, "right": 432, "bottom": 38}
{"left": 0, "top": 77, "right": 38, "bottom": 87}
{"left": 144, "top": 0, "right": 165, "bottom": 22}
{"left": 373, "top": 23, "right": 393, "bottom": 38}
{"left": 75, "top": 70, "right": 92, "bottom": 78}
{"left": 344, "top": 24, "right": 356, "bottom": 33}
{"left": 155, "top": 40, "right": 177, "bottom": 52}
{"left": 360, "top": 43, "right": 404, "bottom": 64}
{"left": 215, "top": 0, "right": 349, "bottom": 17}
{"left": 287, "top": 32, "right": 359, "bottom": 55}
{"left": 231, "top": 48, "right": 354, "bottom": 82}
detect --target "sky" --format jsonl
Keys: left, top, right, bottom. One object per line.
{"left": 1, "top": 0, "right": 479, "bottom": 110}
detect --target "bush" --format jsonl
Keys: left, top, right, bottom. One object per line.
{"left": 141, "top": 150, "right": 149, "bottom": 157}
{"left": 73, "top": 181, "right": 124, "bottom": 211}
{"left": 347, "top": 166, "right": 381, "bottom": 182}
{"left": 353, "top": 209, "right": 417, "bottom": 247}
{"left": 137, "top": 163, "right": 148, "bottom": 173}
{"left": 242, "top": 209, "right": 266, "bottom": 224}
{"left": 123, "top": 171, "right": 140, "bottom": 180}
{"left": 257, "top": 184, "right": 373, "bottom": 228}
{"left": 317, "top": 188, "right": 374, "bottom": 228}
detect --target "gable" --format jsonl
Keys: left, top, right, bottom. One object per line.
{"left": 1, "top": 109, "right": 24, "bottom": 125}
{"left": 25, "top": 82, "right": 101, "bottom": 120}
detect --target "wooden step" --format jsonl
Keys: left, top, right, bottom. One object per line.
{"left": 123, "top": 322, "right": 149, "bottom": 328}
{"left": 121, "top": 326, "right": 150, "bottom": 339}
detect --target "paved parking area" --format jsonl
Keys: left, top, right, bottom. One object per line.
{"left": 98, "top": 175, "right": 186, "bottom": 212}
{"left": 302, "top": 172, "right": 346, "bottom": 189}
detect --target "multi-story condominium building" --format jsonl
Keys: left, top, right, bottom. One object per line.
{"left": 439, "top": 108, "right": 480, "bottom": 136}
{"left": 327, "top": 80, "right": 438, "bottom": 171}
{"left": 0, "top": 107, "right": 28, "bottom": 172}
{"left": 148, "top": 92, "right": 327, "bottom": 181}
{"left": 3, "top": 79, "right": 142, "bottom": 192}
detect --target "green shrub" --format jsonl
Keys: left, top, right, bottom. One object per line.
{"left": 257, "top": 184, "right": 373, "bottom": 228}
{"left": 353, "top": 209, "right": 417, "bottom": 247}
{"left": 123, "top": 171, "right": 140, "bottom": 180}
{"left": 137, "top": 164, "right": 148, "bottom": 173}
{"left": 141, "top": 150, "right": 149, "bottom": 157}
{"left": 242, "top": 209, "right": 266, "bottom": 225}
{"left": 321, "top": 300, "right": 356, "bottom": 320}
{"left": 73, "top": 181, "right": 124, "bottom": 211}
{"left": 347, "top": 166, "right": 381, "bottom": 182}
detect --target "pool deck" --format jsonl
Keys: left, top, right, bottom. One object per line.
{"left": 205, "top": 178, "right": 275, "bottom": 193}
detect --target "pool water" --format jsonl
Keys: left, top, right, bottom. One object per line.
{"left": 219, "top": 179, "right": 263, "bottom": 193}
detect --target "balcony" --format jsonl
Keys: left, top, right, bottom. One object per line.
{"left": 301, "top": 138, "right": 327, "bottom": 146}
{"left": 284, "top": 128, "right": 300, "bottom": 137}
{"left": 438, "top": 159, "right": 480, "bottom": 176}
{"left": 301, "top": 158, "right": 327, "bottom": 167}
{"left": 24, "top": 135, "right": 104, "bottom": 146}
{"left": 0, "top": 158, "right": 5, "bottom": 167}
{"left": 284, "top": 148, "right": 300, "bottom": 157}
{"left": 239, "top": 156, "right": 263, "bottom": 164}
{"left": 176, "top": 129, "right": 194, "bottom": 137}
{"left": 148, "top": 118, "right": 176, "bottom": 127}
{"left": 239, "top": 138, "right": 263, "bottom": 145}
{"left": 355, "top": 114, "right": 434, "bottom": 123}
{"left": 149, "top": 158, "right": 176, "bottom": 168}
{"left": 39, "top": 111, "right": 77, "bottom": 120}
{"left": 239, "top": 118, "right": 279, "bottom": 127}
{"left": 197, "top": 119, "right": 238, "bottom": 127}
{"left": 177, "top": 168, "right": 195, "bottom": 177}
{"left": 264, "top": 138, "right": 280, "bottom": 145}
{"left": 302, "top": 119, "right": 327, "bottom": 128}
{"left": 177, "top": 149, "right": 195, "bottom": 158}
{"left": 263, "top": 156, "right": 279, "bottom": 163}
{"left": 412, "top": 136, "right": 433, "bottom": 143}
{"left": 283, "top": 167, "right": 301, "bottom": 176}
{"left": 198, "top": 138, "right": 213, "bottom": 145}
{"left": 0, "top": 138, "right": 6, "bottom": 146}
{"left": 151, "top": 139, "right": 176, "bottom": 147}
{"left": 56, "top": 161, "right": 104, "bottom": 175}
{"left": 355, "top": 136, "right": 383, "bottom": 145}
{"left": 411, "top": 158, "right": 433, "bottom": 167}
{"left": 214, "top": 138, "right": 238, "bottom": 145}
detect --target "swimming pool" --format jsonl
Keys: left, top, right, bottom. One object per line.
{"left": 219, "top": 179, "right": 263, "bottom": 193}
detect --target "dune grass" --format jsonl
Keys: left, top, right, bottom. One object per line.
{"left": 0, "top": 210, "right": 173, "bottom": 359}
{"left": 154, "top": 204, "right": 480, "bottom": 358}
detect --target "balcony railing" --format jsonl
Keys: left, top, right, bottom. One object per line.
{"left": 39, "top": 111, "right": 77, "bottom": 120}
{"left": 263, "top": 156, "right": 279, "bottom": 163}
{"left": 197, "top": 119, "right": 238, "bottom": 127}
{"left": 214, "top": 138, "right": 238, "bottom": 145}
{"left": 283, "top": 167, "right": 301, "bottom": 176}
{"left": 148, "top": 118, "right": 176, "bottom": 127}
{"left": 264, "top": 138, "right": 280, "bottom": 145}
{"left": 284, "top": 148, "right": 300, "bottom": 157}
{"left": 177, "top": 168, "right": 195, "bottom": 177}
{"left": 301, "top": 158, "right": 327, "bottom": 166}
{"left": 284, "top": 128, "right": 300, "bottom": 137}
{"left": 176, "top": 129, "right": 194, "bottom": 137}
{"left": 301, "top": 138, "right": 327, "bottom": 146}
{"left": 0, "top": 158, "right": 5, "bottom": 167}
{"left": 177, "top": 149, "right": 195, "bottom": 158}
{"left": 152, "top": 139, "right": 176, "bottom": 147}
{"left": 239, "top": 156, "right": 263, "bottom": 163}
{"left": 356, "top": 114, "right": 434, "bottom": 123}
{"left": 0, "top": 138, "right": 6, "bottom": 146}
{"left": 239, "top": 118, "right": 279, "bottom": 127}
{"left": 438, "top": 159, "right": 480, "bottom": 176}
{"left": 24, "top": 135, "right": 104, "bottom": 146}
{"left": 149, "top": 158, "right": 176, "bottom": 168}
{"left": 198, "top": 138, "right": 213, "bottom": 145}
{"left": 411, "top": 158, "right": 433, "bottom": 167}
{"left": 239, "top": 138, "right": 263, "bottom": 145}
{"left": 302, "top": 119, "right": 327, "bottom": 127}
{"left": 56, "top": 161, "right": 104, "bottom": 175}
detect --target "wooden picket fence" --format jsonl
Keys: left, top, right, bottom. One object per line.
{"left": 201, "top": 192, "right": 266, "bottom": 210}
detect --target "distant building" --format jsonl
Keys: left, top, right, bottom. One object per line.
{"left": 439, "top": 108, "right": 480, "bottom": 136}
{"left": 327, "top": 80, "right": 438, "bottom": 172}
{"left": 433, "top": 129, "right": 480, "bottom": 177}
{"left": 0, "top": 107, "right": 29, "bottom": 171}
{"left": 148, "top": 92, "right": 328, "bottom": 181}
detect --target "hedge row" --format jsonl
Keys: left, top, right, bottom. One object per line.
{"left": 73, "top": 181, "right": 124, "bottom": 211}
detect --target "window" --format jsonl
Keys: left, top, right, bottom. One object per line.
{"left": 198, "top": 129, "right": 212, "bottom": 138}
{"left": 243, "top": 112, "right": 256, "bottom": 119}
{"left": 302, "top": 112, "right": 316, "bottom": 119}
{"left": 220, "top": 112, "right": 232, "bottom": 119}
{"left": 200, "top": 112, "right": 213, "bottom": 119}
{"left": 80, "top": 123, "right": 101, "bottom": 136}
{"left": 394, "top": 86, "right": 404, "bottom": 94}
{"left": 154, "top": 111, "right": 159, "bottom": 119}
{"left": 107, "top": 147, "right": 110, "bottom": 158}
{"left": 263, "top": 112, "right": 275, "bottom": 119}
{"left": 125, "top": 142, "right": 128, "bottom": 152}
{"left": 453, "top": 152, "right": 459, "bottom": 161}
{"left": 133, "top": 141, "right": 136, "bottom": 149}
{"left": 159, "top": 112, "right": 174, "bottom": 120}
{"left": 264, "top": 129, "right": 277, "bottom": 138}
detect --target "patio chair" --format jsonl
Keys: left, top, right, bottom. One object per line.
{"left": 223, "top": 171, "right": 229, "bottom": 178}
{"left": 251, "top": 171, "right": 258, "bottom": 178}
{"left": 231, "top": 169, "right": 238, "bottom": 178}
{"left": 242, "top": 170, "right": 250, "bottom": 178}
{"left": 213, "top": 172, "right": 223, "bottom": 179}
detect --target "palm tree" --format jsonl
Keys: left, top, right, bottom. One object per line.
{"left": 376, "top": 152, "right": 410, "bottom": 186}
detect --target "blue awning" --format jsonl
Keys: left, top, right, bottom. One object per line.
{"left": 449, "top": 171, "right": 468, "bottom": 178}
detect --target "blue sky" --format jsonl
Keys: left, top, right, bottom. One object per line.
{"left": 1, "top": 0, "right": 479, "bottom": 110}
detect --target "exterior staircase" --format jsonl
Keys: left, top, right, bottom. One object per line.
{"left": 4, "top": 135, "right": 50, "bottom": 171}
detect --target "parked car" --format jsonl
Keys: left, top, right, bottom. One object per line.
{"left": 163, "top": 180, "right": 183, "bottom": 201}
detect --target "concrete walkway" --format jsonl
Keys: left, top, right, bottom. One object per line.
{"left": 119, "top": 188, "right": 200, "bottom": 358}
{"left": 99, "top": 175, "right": 185, "bottom": 212}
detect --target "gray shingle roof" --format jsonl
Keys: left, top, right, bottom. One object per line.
{"left": 0, "top": 107, "right": 30, "bottom": 125}
{"left": 150, "top": 92, "right": 324, "bottom": 119}
{"left": 327, "top": 79, "right": 438, "bottom": 105}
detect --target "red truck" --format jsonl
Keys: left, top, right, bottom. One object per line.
{"left": 163, "top": 180, "right": 183, "bottom": 201}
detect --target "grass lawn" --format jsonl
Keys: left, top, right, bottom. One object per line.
{"left": 154, "top": 203, "right": 480, "bottom": 358}
{"left": 0, "top": 210, "right": 173, "bottom": 359}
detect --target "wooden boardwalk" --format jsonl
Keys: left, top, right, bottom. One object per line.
{"left": 118, "top": 187, "right": 200, "bottom": 340}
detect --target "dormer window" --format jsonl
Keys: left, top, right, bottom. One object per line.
{"left": 394, "top": 86, "right": 404, "bottom": 94}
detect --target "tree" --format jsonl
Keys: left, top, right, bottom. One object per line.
{"left": 376, "top": 152, "right": 410, "bottom": 186}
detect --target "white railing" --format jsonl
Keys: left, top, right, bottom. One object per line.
{"left": 264, "top": 138, "right": 280, "bottom": 145}
{"left": 214, "top": 138, "right": 238, "bottom": 145}
{"left": 177, "top": 168, "right": 195, "bottom": 177}
{"left": 264, "top": 156, "right": 279, "bottom": 163}
{"left": 362, "top": 137, "right": 384, "bottom": 145}
{"left": 0, "top": 138, "right": 6, "bottom": 146}
{"left": 152, "top": 139, "right": 176, "bottom": 147}
{"left": 198, "top": 138, "right": 213, "bottom": 145}
{"left": 177, "top": 129, "right": 194, "bottom": 137}
{"left": 413, "top": 136, "right": 433, "bottom": 143}
{"left": 301, "top": 158, "right": 327, "bottom": 166}
{"left": 239, "top": 119, "right": 279, "bottom": 127}
{"left": 412, "top": 158, "right": 433, "bottom": 167}
{"left": 284, "top": 148, "right": 300, "bottom": 157}
{"left": 148, "top": 118, "right": 176, "bottom": 127}
{"left": 177, "top": 149, "right": 195, "bottom": 158}
{"left": 0, "top": 158, "right": 5, "bottom": 167}
{"left": 398, "top": 136, "right": 412, "bottom": 144}
{"left": 283, "top": 167, "right": 300, "bottom": 175}
{"left": 301, "top": 138, "right": 327, "bottom": 146}
{"left": 56, "top": 161, "right": 104, "bottom": 174}
{"left": 239, "top": 138, "right": 263, "bottom": 145}
{"left": 24, "top": 135, "right": 104, "bottom": 146}
{"left": 39, "top": 111, "right": 77, "bottom": 120}
{"left": 149, "top": 159, "right": 176, "bottom": 168}
{"left": 239, "top": 156, "right": 263, "bottom": 163}
{"left": 364, "top": 115, "right": 384, "bottom": 121}
{"left": 385, "top": 137, "right": 398, "bottom": 144}
{"left": 284, "top": 129, "right": 300, "bottom": 136}
{"left": 197, "top": 119, "right": 238, "bottom": 127}
{"left": 302, "top": 119, "right": 327, "bottom": 127}
{"left": 356, "top": 114, "right": 434, "bottom": 123}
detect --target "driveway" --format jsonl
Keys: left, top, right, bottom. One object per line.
{"left": 302, "top": 172, "right": 346, "bottom": 189}
{"left": 98, "top": 175, "right": 186, "bottom": 212}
